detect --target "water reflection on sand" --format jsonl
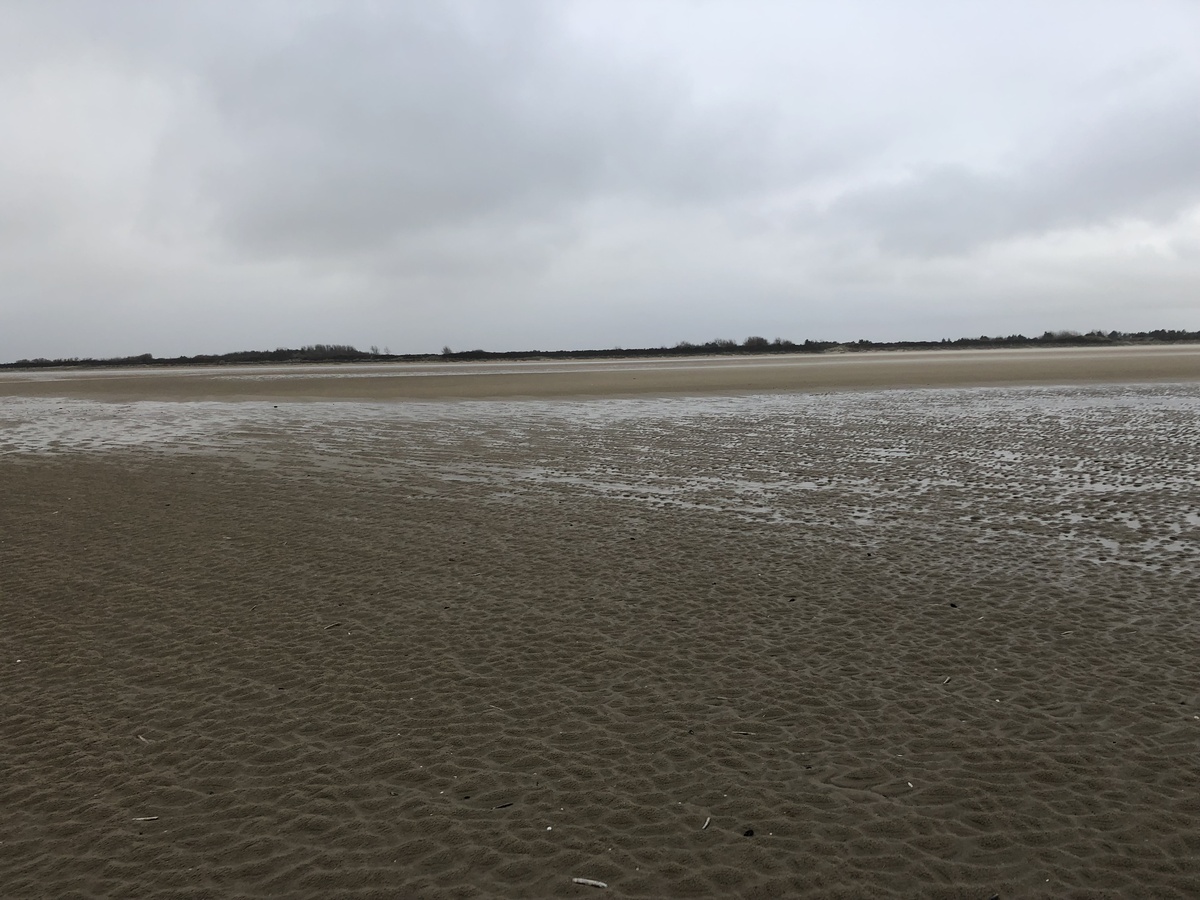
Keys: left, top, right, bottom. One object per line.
{"left": 3, "top": 384, "right": 1198, "bottom": 575}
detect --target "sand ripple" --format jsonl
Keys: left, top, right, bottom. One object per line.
{"left": 2, "top": 384, "right": 1199, "bottom": 897}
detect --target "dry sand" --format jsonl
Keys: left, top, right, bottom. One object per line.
{"left": 2, "top": 348, "right": 1200, "bottom": 898}
{"left": 2, "top": 343, "right": 1199, "bottom": 402}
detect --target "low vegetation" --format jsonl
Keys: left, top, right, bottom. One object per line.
{"left": 4, "top": 329, "right": 1198, "bottom": 369}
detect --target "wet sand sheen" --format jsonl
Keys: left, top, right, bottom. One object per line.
{"left": 2, "top": 362, "right": 1199, "bottom": 898}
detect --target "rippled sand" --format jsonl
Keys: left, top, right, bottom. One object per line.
{"left": 2, "top": 354, "right": 1199, "bottom": 898}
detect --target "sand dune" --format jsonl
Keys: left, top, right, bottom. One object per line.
{"left": 2, "top": 363, "right": 1199, "bottom": 898}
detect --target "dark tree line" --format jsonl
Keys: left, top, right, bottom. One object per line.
{"left": 4, "top": 329, "right": 1199, "bottom": 369}
{"left": 4, "top": 343, "right": 371, "bottom": 369}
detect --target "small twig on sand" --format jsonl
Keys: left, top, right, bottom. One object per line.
{"left": 323, "top": 622, "right": 342, "bottom": 630}
{"left": 942, "top": 676, "right": 951, "bottom": 684}
{"left": 132, "top": 816, "right": 159, "bottom": 822}
{"left": 572, "top": 878, "right": 608, "bottom": 889}
{"left": 137, "top": 734, "right": 150, "bottom": 744}
{"left": 702, "top": 816, "right": 711, "bottom": 830}
{"left": 493, "top": 802, "right": 513, "bottom": 809}
{"left": 732, "top": 731, "right": 756, "bottom": 736}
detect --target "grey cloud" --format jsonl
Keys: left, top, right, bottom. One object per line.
{"left": 6, "top": 1, "right": 794, "bottom": 253}
{"left": 826, "top": 86, "right": 1200, "bottom": 256}
{"left": 181, "top": 3, "right": 793, "bottom": 259}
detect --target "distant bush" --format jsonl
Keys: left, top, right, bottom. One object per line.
{"left": 5, "top": 328, "right": 1200, "bottom": 369}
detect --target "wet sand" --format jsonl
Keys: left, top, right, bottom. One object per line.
{"left": 2, "top": 343, "right": 1199, "bottom": 401}
{"left": 2, "top": 351, "right": 1200, "bottom": 898}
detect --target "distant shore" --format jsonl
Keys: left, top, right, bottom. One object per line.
{"left": 5, "top": 329, "right": 1199, "bottom": 372}
{"left": 2, "top": 343, "right": 1198, "bottom": 402}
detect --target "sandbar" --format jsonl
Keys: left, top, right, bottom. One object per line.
{"left": 1, "top": 344, "right": 1198, "bottom": 402}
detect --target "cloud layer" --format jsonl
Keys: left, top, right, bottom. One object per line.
{"left": 2, "top": 0, "right": 1198, "bottom": 360}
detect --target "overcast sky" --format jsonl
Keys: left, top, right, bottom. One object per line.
{"left": 2, "top": 0, "right": 1198, "bottom": 361}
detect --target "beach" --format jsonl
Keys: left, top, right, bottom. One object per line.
{"left": 2, "top": 346, "right": 1199, "bottom": 898}
{"left": 3, "top": 345, "right": 1200, "bottom": 403}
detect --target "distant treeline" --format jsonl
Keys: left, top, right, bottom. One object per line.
{"left": 3, "top": 343, "right": 376, "bottom": 369}
{"left": 5, "top": 330, "right": 1200, "bottom": 369}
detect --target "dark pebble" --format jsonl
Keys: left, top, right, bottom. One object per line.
{"left": 743, "top": 829, "right": 754, "bottom": 837}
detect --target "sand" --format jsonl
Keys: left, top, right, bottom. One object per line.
{"left": 2, "top": 343, "right": 1199, "bottom": 402}
{"left": 2, "top": 348, "right": 1200, "bottom": 898}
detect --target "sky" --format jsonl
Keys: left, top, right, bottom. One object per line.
{"left": 2, "top": 0, "right": 1198, "bottom": 361}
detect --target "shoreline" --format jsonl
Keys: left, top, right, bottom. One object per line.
{"left": 1, "top": 344, "right": 1198, "bottom": 402}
